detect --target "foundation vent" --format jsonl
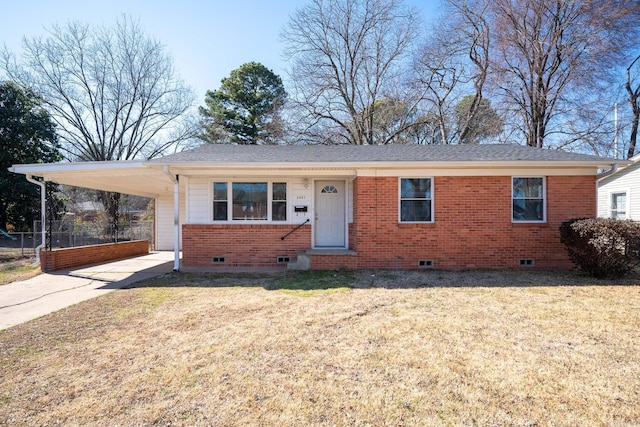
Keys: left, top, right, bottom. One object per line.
{"left": 418, "top": 260, "right": 434, "bottom": 268}
{"left": 519, "top": 258, "right": 534, "bottom": 267}
{"left": 277, "top": 256, "right": 291, "bottom": 264}
{"left": 212, "top": 256, "right": 226, "bottom": 264}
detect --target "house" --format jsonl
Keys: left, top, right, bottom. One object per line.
{"left": 597, "top": 153, "right": 640, "bottom": 220}
{"left": 10, "top": 144, "right": 619, "bottom": 271}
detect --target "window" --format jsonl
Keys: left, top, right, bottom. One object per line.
{"left": 213, "top": 181, "right": 287, "bottom": 221}
{"left": 321, "top": 185, "right": 338, "bottom": 194}
{"left": 610, "top": 192, "right": 627, "bottom": 219}
{"left": 213, "top": 182, "right": 228, "bottom": 221}
{"left": 512, "top": 177, "right": 545, "bottom": 222}
{"left": 400, "top": 178, "right": 432, "bottom": 222}
{"left": 272, "top": 183, "right": 287, "bottom": 221}
{"left": 233, "top": 182, "right": 267, "bottom": 220}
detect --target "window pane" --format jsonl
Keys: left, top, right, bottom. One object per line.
{"left": 321, "top": 185, "right": 338, "bottom": 193}
{"left": 401, "top": 200, "right": 431, "bottom": 222}
{"left": 213, "top": 202, "right": 228, "bottom": 221}
{"left": 611, "top": 192, "right": 627, "bottom": 219}
{"left": 273, "top": 182, "right": 287, "bottom": 201}
{"left": 401, "top": 178, "right": 431, "bottom": 198}
{"left": 513, "top": 199, "right": 544, "bottom": 221}
{"left": 612, "top": 211, "right": 626, "bottom": 220}
{"left": 233, "top": 183, "right": 268, "bottom": 220}
{"left": 213, "top": 182, "right": 227, "bottom": 200}
{"left": 513, "top": 177, "right": 542, "bottom": 198}
{"left": 213, "top": 182, "right": 228, "bottom": 221}
{"left": 272, "top": 202, "right": 287, "bottom": 221}
{"left": 612, "top": 193, "right": 626, "bottom": 210}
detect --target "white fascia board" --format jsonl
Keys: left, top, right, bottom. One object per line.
{"left": 9, "top": 160, "right": 147, "bottom": 175}
{"left": 359, "top": 166, "right": 602, "bottom": 177}
{"left": 154, "top": 160, "right": 616, "bottom": 177}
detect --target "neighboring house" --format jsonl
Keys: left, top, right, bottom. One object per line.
{"left": 597, "top": 153, "right": 640, "bottom": 220}
{"left": 68, "top": 200, "right": 105, "bottom": 222}
{"left": 10, "top": 144, "right": 618, "bottom": 271}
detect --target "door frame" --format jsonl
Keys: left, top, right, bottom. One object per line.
{"left": 312, "top": 179, "right": 349, "bottom": 249}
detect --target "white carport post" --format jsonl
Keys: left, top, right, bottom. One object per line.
{"left": 164, "top": 166, "right": 180, "bottom": 271}
{"left": 25, "top": 175, "right": 45, "bottom": 266}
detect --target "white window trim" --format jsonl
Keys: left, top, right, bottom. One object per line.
{"left": 512, "top": 176, "right": 547, "bottom": 223}
{"left": 211, "top": 179, "right": 289, "bottom": 224}
{"left": 398, "top": 177, "right": 435, "bottom": 224}
{"left": 609, "top": 189, "right": 630, "bottom": 220}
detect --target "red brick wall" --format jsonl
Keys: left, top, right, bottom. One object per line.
{"left": 351, "top": 175, "right": 596, "bottom": 270}
{"left": 179, "top": 175, "right": 595, "bottom": 270}
{"left": 309, "top": 254, "right": 358, "bottom": 270}
{"left": 40, "top": 240, "right": 149, "bottom": 272}
{"left": 182, "top": 224, "right": 311, "bottom": 267}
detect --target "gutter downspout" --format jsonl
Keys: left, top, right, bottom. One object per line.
{"left": 164, "top": 166, "right": 180, "bottom": 271}
{"left": 597, "top": 163, "right": 619, "bottom": 180}
{"left": 26, "top": 175, "right": 45, "bottom": 266}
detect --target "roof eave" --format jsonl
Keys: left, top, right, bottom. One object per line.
{"left": 9, "top": 160, "right": 146, "bottom": 174}
{"left": 149, "top": 159, "right": 622, "bottom": 170}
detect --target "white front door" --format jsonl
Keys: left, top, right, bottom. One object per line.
{"left": 315, "top": 180, "right": 346, "bottom": 247}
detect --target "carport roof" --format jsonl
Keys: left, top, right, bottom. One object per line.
{"left": 9, "top": 161, "right": 175, "bottom": 198}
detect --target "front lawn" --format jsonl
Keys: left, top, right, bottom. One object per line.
{"left": 0, "top": 258, "right": 39, "bottom": 285}
{"left": 0, "top": 270, "right": 638, "bottom": 425}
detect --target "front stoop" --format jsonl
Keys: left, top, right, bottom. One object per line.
{"left": 287, "top": 252, "right": 310, "bottom": 270}
{"left": 287, "top": 249, "right": 358, "bottom": 271}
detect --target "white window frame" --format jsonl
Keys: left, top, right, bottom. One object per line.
{"left": 512, "top": 176, "right": 546, "bottom": 223}
{"left": 211, "top": 180, "right": 289, "bottom": 224}
{"left": 398, "top": 177, "right": 434, "bottom": 224}
{"left": 609, "top": 190, "right": 629, "bottom": 220}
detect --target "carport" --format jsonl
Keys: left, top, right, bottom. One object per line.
{"left": 9, "top": 161, "right": 182, "bottom": 271}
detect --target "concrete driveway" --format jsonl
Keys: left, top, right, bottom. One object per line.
{"left": 0, "top": 251, "right": 175, "bottom": 330}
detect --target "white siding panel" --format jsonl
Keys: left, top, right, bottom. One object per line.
{"left": 155, "top": 185, "right": 186, "bottom": 251}
{"left": 290, "top": 178, "right": 313, "bottom": 223}
{"left": 187, "top": 177, "right": 210, "bottom": 223}
{"left": 598, "top": 163, "right": 640, "bottom": 219}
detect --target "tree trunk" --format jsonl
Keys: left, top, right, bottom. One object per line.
{"left": 100, "top": 191, "right": 121, "bottom": 242}
{"left": 628, "top": 110, "right": 639, "bottom": 159}
{"left": 0, "top": 201, "right": 7, "bottom": 231}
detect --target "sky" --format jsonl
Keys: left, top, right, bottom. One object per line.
{"left": 0, "top": 0, "right": 441, "bottom": 105}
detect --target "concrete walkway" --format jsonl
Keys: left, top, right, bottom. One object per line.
{"left": 0, "top": 251, "right": 175, "bottom": 330}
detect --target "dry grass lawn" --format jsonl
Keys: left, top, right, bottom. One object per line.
{"left": 0, "top": 257, "right": 39, "bottom": 286}
{"left": 1, "top": 269, "right": 639, "bottom": 426}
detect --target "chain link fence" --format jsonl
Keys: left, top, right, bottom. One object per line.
{"left": 0, "top": 220, "right": 153, "bottom": 260}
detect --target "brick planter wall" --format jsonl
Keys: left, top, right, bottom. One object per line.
{"left": 40, "top": 240, "right": 149, "bottom": 272}
{"left": 182, "top": 224, "right": 311, "bottom": 267}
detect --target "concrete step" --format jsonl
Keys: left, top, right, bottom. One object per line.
{"left": 287, "top": 252, "right": 310, "bottom": 270}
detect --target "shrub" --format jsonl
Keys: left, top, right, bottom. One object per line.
{"left": 559, "top": 218, "right": 640, "bottom": 279}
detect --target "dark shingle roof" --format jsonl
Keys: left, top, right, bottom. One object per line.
{"left": 152, "top": 143, "right": 613, "bottom": 164}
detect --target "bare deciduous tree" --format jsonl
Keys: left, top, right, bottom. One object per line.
{"left": 282, "top": 0, "right": 420, "bottom": 145}
{"left": 626, "top": 54, "right": 640, "bottom": 158}
{"left": 2, "top": 16, "right": 195, "bottom": 234}
{"left": 2, "top": 17, "right": 195, "bottom": 161}
{"left": 414, "top": 0, "right": 497, "bottom": 145}
{"left": 487, "top": 0, "right": 640, "bottom": 148}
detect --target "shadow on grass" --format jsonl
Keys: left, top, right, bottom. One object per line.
{"left": 119, "top": 268, "right": 640, "bottom": 291}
